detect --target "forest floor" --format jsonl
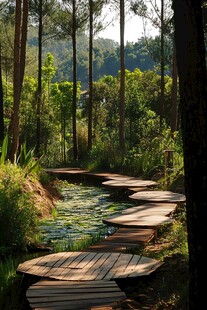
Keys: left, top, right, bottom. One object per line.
{"left": 114, "top": 246, "right": 189, "bottom": 309}
{"left": 29, "top": 179, "right": 189, "bottom": 310}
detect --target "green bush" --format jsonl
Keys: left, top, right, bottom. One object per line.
{"left": 0, "top": 164, "right": 37, "bottom": 258}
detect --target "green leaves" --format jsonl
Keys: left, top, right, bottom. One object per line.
{"left": 0, "top": 134, "right": 8, "bottom": 165}
{"left": 0, "top": 135, "right": 41, "bottom": 176}
{"left": 17, "top": 143, "right": 41, "bottom": 176}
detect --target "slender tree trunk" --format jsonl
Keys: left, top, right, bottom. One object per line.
{"left": 170, "top": 41, "right": 178, "bottom": 134}
{"left": 88, "top": 0, "right": 93, "bottom": 151}
{"left": 36, "top": 0, "right": 42, "bottom": 157}
{"left": 20, "top": 0, "right": 28, "bottom": 90}
{"left": 10, "top": 0, "right": 22, "bottom": 163}
{"left": 63, "top": 115, "right": 66, "bottom": 162}
{"left": 173, "top": 0, "right": 207, "bottom": 308}
{"left": 60, "top": 102, "right": 63, "bottom": 161}
{"left": 119, "top": 0, "right": 125, "bottom": 153}
{"left": 160, "top": 0, "right": 165, "bottom": 127}
{"left": 72, "top": 0, "right": 78, "bottom": 160}
{"left": 0, "top": 45, "right": 4, "bottom": 142}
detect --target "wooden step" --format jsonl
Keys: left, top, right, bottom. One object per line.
{"left": 26, "top": 279, "right": 126, "bottom": 310}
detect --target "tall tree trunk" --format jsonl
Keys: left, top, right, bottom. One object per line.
{"left": 36, "top": 0, "right": 42, "bottom": 157}
{"left": 72, "top": 0, "right": 78, "bottom": 160}
{"left": 160, "top": 0, "right": 164, "bottom": 127}
{"left": 173, "top": 0, "right": 207, "bottom": 308}
{"left": 20, "top": 0, "right": 28, "bottom": 90}
{"left": 10, "top": 0, "right": 22, "bottom": 163}
{"left": 10, "top": 0, "right": 28, "bottom": 162}
{"left": 170, "top": 41, "right": 178, "bottom": 134}
{"left": 119, "top": 0, "right": 125, "bottom": 153}
{"left": 88, "top": 0, "right": 93, "bottom": 151}
{"left": 0, "top": 45, "right": 4, "bottom": 142}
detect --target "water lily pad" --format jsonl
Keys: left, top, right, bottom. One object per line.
{"left": 38, "top": 184, "right": 134, "bottom": 247}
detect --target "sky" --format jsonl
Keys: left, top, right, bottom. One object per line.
{"left": 97, "top": 12, "right": 159, "bottom": 44}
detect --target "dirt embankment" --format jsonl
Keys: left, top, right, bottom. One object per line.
{"left": 23, "top": 178, "right": 62, "bottom": 218}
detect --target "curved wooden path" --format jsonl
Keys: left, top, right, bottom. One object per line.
{"left": 17, "top": 168, "right": 186, "bottom": 310}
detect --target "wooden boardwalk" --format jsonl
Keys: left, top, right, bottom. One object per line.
{"left": 18, "top": 168, "right": 186, "bottom": 309}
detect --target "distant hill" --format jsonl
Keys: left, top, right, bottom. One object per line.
{"left": 28, "top": 33, "right": 156, "bottom": 88}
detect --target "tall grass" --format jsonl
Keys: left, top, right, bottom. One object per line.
{"left": 53, "top": 230, "right": 106, "bottom": 252}
{"left": 0, "top": 258, "right": 27, "bottom": 309}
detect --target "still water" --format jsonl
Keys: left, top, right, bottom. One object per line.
{"left": 38, "top": 183, "right": 134, "bottom": 248}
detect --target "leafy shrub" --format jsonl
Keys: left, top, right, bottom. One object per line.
{"left": 0, "top": 164, "right": 37, "bottom": 258}
{"left": 86, "top": 140, "right": 117, "bottom": 171}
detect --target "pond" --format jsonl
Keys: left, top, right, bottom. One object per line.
{"left": 38, "top": 183, "right": 134, "bottom": 250}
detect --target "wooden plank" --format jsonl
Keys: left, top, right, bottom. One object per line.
{"left": 86, "top": 243, "right": 128, "bottom": 253}
{"left": 29, "top": 297, "right": 123, "bottom": 309}
{"left": 31, "top": 279, "right": 118, "bottom": 288}
{"left": 27, "top": 291, "right": 125, "bottom": 302}
{"left": 34, "top": 306, "right": 113, "bottom": 310}
{"left": 27, "top": 286, "right": 121, "bottom": 297}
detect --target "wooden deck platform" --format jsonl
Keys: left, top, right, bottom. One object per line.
{"left": 102, "top": 179, "right": 158, "bottom": 189}
{"left": 86, "top": 228, "right": 155, "bottom": 252}
{"left": 17, "top": 251, "right": 163, "bottom": 281}
{"left": 102, "top": 202, "right": 177, "bottom": 229}
{"left": 26, "top": 279, "right": 126, "bottom": 310}
{"left": 46, "top": 168, "right": 89, "bottom": 175}
{"left": 129, "top": 190, "right": 186, "bottom": 203}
